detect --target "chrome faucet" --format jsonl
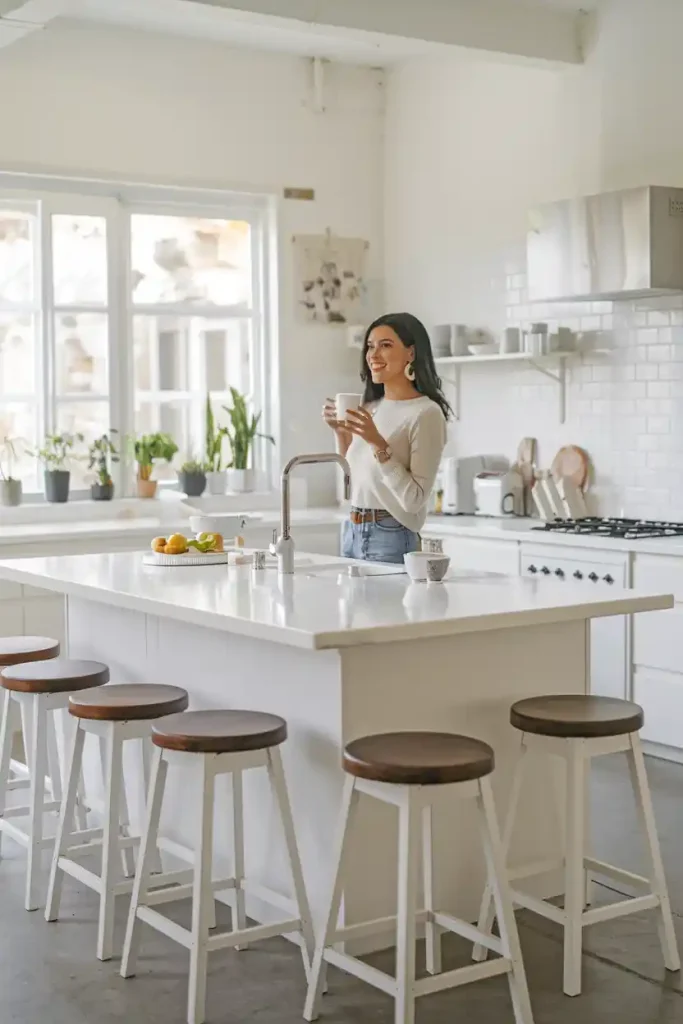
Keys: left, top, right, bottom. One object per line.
{"left": 272, "top": 453, "right": 351, "bottom": 574}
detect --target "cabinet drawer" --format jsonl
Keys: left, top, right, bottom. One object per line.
{"left": 634, "top": 607, "right": 683, "bottom": 673}
{"left": 634, "top": 669, "right": 683, "bottom": 748}
{"left": 634, "top": 554, "right": 683, "bottom": 604}
{"left": 426, "top": 537, "right": 519, "bottom": 575}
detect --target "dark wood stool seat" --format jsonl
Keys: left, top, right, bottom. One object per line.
{"left": 0, "top": 636, "right": 60, "bottom": 668}
{"left": 1, "top": 658, "right": 109, "bottom": 694}
{"left": 510, "top": 694, "right": 644, "bottom": 739}
{"left": 69, "top": 684, "right": 189, "bottom": 721}
{"left": 343, "top": 731, "right": 495, "bottom": 785}
{"left": 152, "top": 709, "right": 287, "bottom": 754}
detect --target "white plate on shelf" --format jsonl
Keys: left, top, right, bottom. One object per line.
{"left": 143, "top": 551, "right": 229, "bottom": 567}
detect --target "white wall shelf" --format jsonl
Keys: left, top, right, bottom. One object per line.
{"left": 435, "top": 350, "right": 609, "bottom": 424}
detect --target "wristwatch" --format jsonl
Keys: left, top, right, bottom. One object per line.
{"left": 373, "top": 444, "right": 392, "bottom": 464}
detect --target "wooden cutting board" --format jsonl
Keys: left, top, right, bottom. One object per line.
{"left": 516, "top": 437, "right": 536, "bottom": 517}
{"left": 551, "top": 445, "right": 590, "bottom": 492}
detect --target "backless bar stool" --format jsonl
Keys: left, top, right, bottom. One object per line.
{"left": 474, "top": 695, "right": 680, "bottom": 996}
{"left": 121, "top": 710, "right": 315, "bottom": 1024}
{"left": 0, "top": 636, "right": 61, "bottom": 811}
{"left": 45, "top": 683, "right": 190, "bottom": 961}
{"left": 304, "top": 731, "right": 534, "bottom": 1024}
{"left": 0, "top": 657, "right": 108, "bottom": 910}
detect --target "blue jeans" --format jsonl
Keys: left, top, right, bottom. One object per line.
{"left": 341, "top": 516, "right": 419, "bottom": 565}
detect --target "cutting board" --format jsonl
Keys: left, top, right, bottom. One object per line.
{"left": 551, "top": 445, "right": 590, "bottom": 492}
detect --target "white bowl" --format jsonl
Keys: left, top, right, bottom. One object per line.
{"left": 404, "top": 551, "right": 451, "bottom": 582}
{"left": 188, "top": 513, "right": 249, "bottom": 537}
{"left": 467, "top": 343, "right": 497, "bottom": 357}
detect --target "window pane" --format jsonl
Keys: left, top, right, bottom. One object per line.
{"left": 55, "top": 313, "right": 108, "bottom": 395}
{"left": 55, "top": 401, "right": 110, "bottom": 487}
{"left": 52, "top": 215, "right": 107, "bottom": 305}
{"left": 133, "top": 315, "right": 250, "bottom": 395}
{"left": 0, "top": 403, "right": 36, "bottom": 484}
{"left": 131, "top": 215, "right": 251, "bottom": 306}
{"left": 0, "top": 209, "right": 35, "bottom": 305}
{"left": 0, "top": 314, "right": 34, "bottom": 396}
{"left": 135, "top": 399, "right": 189, "bottom": 454}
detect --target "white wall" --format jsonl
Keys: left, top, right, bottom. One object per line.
{"left": 385, "top": 0, "right": 683, "bottom": 519}
{"left": 0, "top": 21, "right": 384, "bottom": 502}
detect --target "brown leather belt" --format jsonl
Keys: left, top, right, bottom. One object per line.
{"left": 350, "top": 508, "right": 392, "bottom": 525}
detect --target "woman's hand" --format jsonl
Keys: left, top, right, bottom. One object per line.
{"left": 345, "top": 408, "right": 387, "bottom": 451}
{"left": 322, "top": 399, "right": 352, "bottom": 448}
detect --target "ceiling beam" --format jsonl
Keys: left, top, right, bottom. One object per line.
{"left": 189, "top": 0, "right": 583, "bottom": 64}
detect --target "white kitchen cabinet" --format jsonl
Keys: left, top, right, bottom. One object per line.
{"left": 633, "top": 668, "right": 683, "bottom": 752}
{"left": 0, "top": 603, "right": 24, "bottom": 637}
{"left": 22, "top": 596, "right": 65, "bottom": 645}
{"left": 424, "top": 535, "right": 520, "bottom": 574}
{"left": 521, "top": 543, "right": 629, "bottom": 701}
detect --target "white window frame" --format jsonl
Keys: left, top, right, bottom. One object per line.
{"left": 0, "top": 173, "right": 277, "bottom": 498}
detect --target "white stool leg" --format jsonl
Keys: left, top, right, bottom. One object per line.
{"left": 421, "top": 803, "right": 441, "bottom": 976}
{"left": 121, "top": 747, "right": 168, "bottom": 979}
{"left": 97, "top": 724, "right": 124, "bottom": 961}
{"left": 140, "top": 737, "right": 163, "bottom": 875}
{"left": 477, "top": 776, "right": 533, "bottom": 1024}
{"left": 25, "top": 694, "right": 48, "bottom": 912}
{"left": 188, "top": 755, "right": 215, "bottom": 1024}
{"left": 117, "top": 768, "right": 136, "bottom": 880}
{"left": 473, "top": 735, "right": 528, "bottom": 962}
{"left": 395, "top": 788, "right": 420, "bottom": 1024}
{"left": 45, "top": 712, "right": 62, "bottom": 807}
{"left": 627, "top": 734, "right": 680, "bottom": 972}
{"left": 267, "top": 747, "right": 315, "bottom": 975}
{"left": 304, "top": 776, "right": 358, "bottom": 1023}
{"left": 45, "top": 721, "right": 86, "bottom": 922}
{"left": 563, "top": 739, "right": 586, "bottom": 997}
{"left": 230, "top": 769, "right": 247, "bottom": 945}
{"left": 0, "top": 691, "right": 16, "bottom": 860}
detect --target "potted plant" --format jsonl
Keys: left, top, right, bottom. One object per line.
{"left": 35, "top": 432, "right": 83, "bottom": 503}
{"left": 178, "top": 457, "right": 207, "bottom": 498}
{"left": 223, "top": 387, "right": 275, "bottom": 493}
{"left": 0, "top": 437, "right": 24, "bottom": 507}
{"left": 88, "top": 431, "right": 119, "bottom": 501}
{"left": 204, "top": 396, "right": 229, "bottom": 495}
{"left": 133, "top": 432, "right": 178, "bottom": 499}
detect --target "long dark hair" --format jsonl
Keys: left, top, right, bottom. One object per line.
{"left": 360, "top": 312, "right": 452, "bottom": 420}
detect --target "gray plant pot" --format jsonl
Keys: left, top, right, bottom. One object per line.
{"left": 0, "top": 479, "right": 22, "bottom": 507}
{"left": 91, "top": 481, "right": 114, "bottom": 501}
{"left": 44, "top": 469, "right": 70, "bottom": 504}
{"left": 178, "top": 471, "right": 207, "bottom": 498}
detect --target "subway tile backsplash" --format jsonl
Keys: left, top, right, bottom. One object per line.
{"left": 455, "top": 251, "right": 683, "bottom": 520}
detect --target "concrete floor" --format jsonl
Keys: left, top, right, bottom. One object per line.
{"left": 1, "top": 754, "right": 682, "bottom": 1023}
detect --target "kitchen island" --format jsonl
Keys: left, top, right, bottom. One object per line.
{"left": 0, "top": 551, "right": 672, "bottom": 949}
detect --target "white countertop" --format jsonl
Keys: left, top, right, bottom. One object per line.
{"left": 0, "top": 551, "right": 672, "bottom": 650}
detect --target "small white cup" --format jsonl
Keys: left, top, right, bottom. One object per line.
{"left": 335, "top": 393, "right": 362, "bottom": 422}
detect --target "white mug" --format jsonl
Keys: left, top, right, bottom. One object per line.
{"left": 335, "top": 393, "right": 362, "bottom": 422}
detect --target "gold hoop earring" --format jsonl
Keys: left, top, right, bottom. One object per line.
{"left": 404, "top": 362, "right": 416, "bottom": 381}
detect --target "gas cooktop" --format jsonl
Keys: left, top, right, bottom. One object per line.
{"left": 532, "top": 517, "right": 683, "bottom": 540}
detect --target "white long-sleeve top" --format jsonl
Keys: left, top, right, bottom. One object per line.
{"left": 346, "top": 396, "right": 447, "bottom": 532}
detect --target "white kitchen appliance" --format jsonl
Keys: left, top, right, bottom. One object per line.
{"left": 474, "top": 469, "right": 524, "bottom": 517}
{"left": 442, "top": 455, "right": 509, "bottom": 515}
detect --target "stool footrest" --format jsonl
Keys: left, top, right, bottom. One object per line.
{"left": 57, "top": 858, "right": 103, "bottom": 895}
{"left": 324, "top": 948, "right": 396, "bottom": 997}
{"left": 0, "top": 820, "right": 53, "bottom": 850}
{"left": 415, "top": 958, "right": 511, "bottom": 997}
{"left": 511, "top": 888, "right": 566, "bottom": 925}
{"left": 582, "top": 893, "right": 659, "bottom": 927}
{"left": 208, "top": 917, "right": 302, "bottom": 952}
{"left": 1, "top": 800, "right": 60, "bottom": 820}
{"left": 7, "top": 779, "right": 30, "bottom": 792}
{"left": 137, "top": 906, "right": 192, "bottom": 950}
{"left": 584, "top": 857, "right": 650, "bottom": 890}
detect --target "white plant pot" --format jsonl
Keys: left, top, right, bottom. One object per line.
{"left": 227, "top": 468, "right": 255, "bottom": 493}
{"left": 206, "top": 470, "right": 227, "bottom": 495}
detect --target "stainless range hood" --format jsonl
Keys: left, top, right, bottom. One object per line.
{"left": 527, "top": 186, "right": 683, "bottom": 302}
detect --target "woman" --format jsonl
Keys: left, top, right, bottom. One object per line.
{"left": 323, "top": 312, "right": 450, "bottom": 564}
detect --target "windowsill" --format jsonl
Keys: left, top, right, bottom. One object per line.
{"left": 0, "top": 480, "right": 310, "bottom": 529}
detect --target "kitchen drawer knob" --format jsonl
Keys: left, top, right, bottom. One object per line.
{"left": 573, "top": 570, "right": 583, "bottom": 580}
{"left": 528, "top": 565, "right": 537, "bottom": 574}
{"left": 541, "top": 566, "right": 551, "bottom": 575}
{"left": 554, "top": 568, "right": 565, "bottom": 577}
{"left": 603, "top": 574, "right": 614, "bottom": 584}
{"left": 588, "top": 572, "right": 599, "bottom": 582}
